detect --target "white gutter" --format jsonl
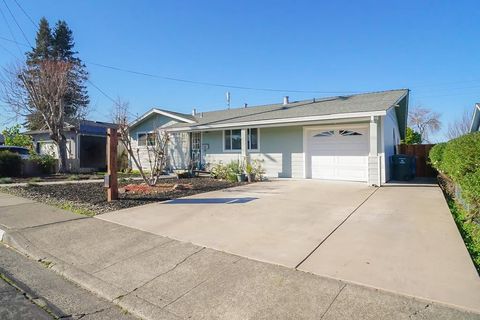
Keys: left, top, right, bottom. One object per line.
{"left": 166, "top": 110, "right": 387, "bottom": 132}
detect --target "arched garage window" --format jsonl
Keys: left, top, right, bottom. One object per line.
{"left": 339, "top": 130, "right": 362, "bottom": 136}
{"left": 313, "top": 130, "right": 334, "bottom": 137}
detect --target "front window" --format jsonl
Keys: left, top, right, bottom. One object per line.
{"left": 224, "top": 128, "right": 259, "bottom": 151}
{"left": 138, "top": 132, "right": 156, "bottom": 147}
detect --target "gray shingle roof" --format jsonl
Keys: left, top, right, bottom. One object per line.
{"left": 166, "top": 89, "right": 408, "bottom": 130}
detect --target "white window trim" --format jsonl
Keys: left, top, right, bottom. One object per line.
{"left": 222, "top": 128, "right": 260, "bottom": 152}
{"left": 136, "top": 131, "right": 156, "bottom": 147}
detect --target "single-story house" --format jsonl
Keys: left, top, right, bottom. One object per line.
{"left": 129, "top": 89, "right": 409, "bottom": 186}
{"left": 470, "top": 103, "right": 480, "bottom": 133}
{"left": 26, "top": 120, "right": 117, "bottom": 172}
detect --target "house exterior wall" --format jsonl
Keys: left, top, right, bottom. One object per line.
{"left": 382, "top": 108, "right": 401, "bottom": 182}
{"left": 30, "top": 131, "right": 79, "bottom": 171}
{"left": 129, "top": 114, "right": 190, "bottom": 171}
{"left": 203, "top": 126, "right": 304, "bottom": 178}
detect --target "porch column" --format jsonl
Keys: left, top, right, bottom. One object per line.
{"left": 241, "top": 128, "right": 249, "bottom": 169}
{"left": 368, "top": 116, "right": 381, "bottom": 186}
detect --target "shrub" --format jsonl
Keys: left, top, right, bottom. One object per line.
{"left": 251, "top": 159, "right": 266, "bottom": 180}
{"left": 431, "top": 133, "right": 480, "bottom": 215}
{"left": 30, "top": 153, "right": 56, "bottom": 174}
{"left": 210, "top": 160, "right": 243, "bottom": 182}
{"left": 441, "top": 133, "right": 480, "bottom": 181}
{"left": 0, "top": 151, "right": 21, "bottom": 177}
{"left": 428, "top": 142, "right": 447, "bottom": 172}
{"left": 210, "top": 162, "right": 229, "bottom": 180}
{"left": 0, "top": 177, "right": 13, "bottom": 184}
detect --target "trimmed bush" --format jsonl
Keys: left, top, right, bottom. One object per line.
{"left": 30, "top": 153, "right": 56, "bottom": 174}
{"left": 430, "top": 132, "right": 480, "bottom": 214}
{"left": 441, "top": 133, "right": 480, "bottom": 181}
{"left": 0, "top": 151, "right": 22, "bottom": 177}
{"left": 428, "top": 142, "right": 447, "bottom": 172}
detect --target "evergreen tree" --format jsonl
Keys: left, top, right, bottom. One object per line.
{"left": 27, "top": 17, "right": 53, "bottom": 64}
{"left": 25, "top": 17, "right": 54, "bottom": 129}
{"left": 52, "top": 20, "right": 90, "bottom": 125}
{"left": 25, "top": 18, "right": 89, "bottom": 130}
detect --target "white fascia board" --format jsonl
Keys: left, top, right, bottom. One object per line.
{"left": 152, "top": 109, "right": 196, "bottom": 124}
{"left": 165, "top": 110, "right": 387, "bottom": 132}
{"left": 129, "top": 108, "right": 196, "bottom": 129}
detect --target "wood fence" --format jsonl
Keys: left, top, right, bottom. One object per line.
{"left": 398, "top": 144, "right": 437, "bottom": 177}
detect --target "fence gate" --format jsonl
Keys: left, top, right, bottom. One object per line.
{"left": 398, "top": 144, "right": 437, "bottom": 177}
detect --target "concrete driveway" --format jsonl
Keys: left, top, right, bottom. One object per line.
{"left": 98, "top": 179, "right": 480, "bottom": 312}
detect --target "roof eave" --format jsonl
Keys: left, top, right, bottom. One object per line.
{"left": 165, "top": 110, "right": 387, "bottom": 132}
{"left": 129, "top": 108, "right": 197, "bottom": 129}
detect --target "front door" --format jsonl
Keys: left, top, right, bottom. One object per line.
{"left": 191, "top": 132, "right": 202, "bottom": 170}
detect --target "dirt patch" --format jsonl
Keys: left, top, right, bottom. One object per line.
{"left": 0, "top": 177, "right": 245, "bottom": 215}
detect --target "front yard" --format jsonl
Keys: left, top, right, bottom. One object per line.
{"left": 0, "top": 177, "right": 245, "bottom": 216}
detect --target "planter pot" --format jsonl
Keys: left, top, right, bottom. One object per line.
{"left": 236, "top": 173, "right": 246, "bottom": 182}
{"left": 247, "top": 173, "right": 255, "bottom": 182}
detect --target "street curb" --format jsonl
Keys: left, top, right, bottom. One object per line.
{"left": 1, "top": 229, "right": 174, "bottom": 320}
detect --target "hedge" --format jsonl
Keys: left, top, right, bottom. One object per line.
{"left": 429, "top": 132, "right": 480, "bottom": 215}
{"left": 0, "top": 151, "right": 22, "bottom": 177}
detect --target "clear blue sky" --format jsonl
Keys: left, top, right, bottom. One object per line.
{"left": 0, "top": 0, "right": 479, "bottom": 141}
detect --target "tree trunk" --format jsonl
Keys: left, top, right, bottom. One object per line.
{"left": 57, "top": 134, "right": 68, "bottom": 173}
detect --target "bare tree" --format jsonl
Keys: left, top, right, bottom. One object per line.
{"left": 112, "top": 99, "right": 170, "bottom": 186}
{"left": 446, "top": 109, "right": 473, "bottom": 140}
{"left": 408, "top": 107, "right": 442, "bottom": 143}
{"left": 1, "top": 61, "right": 72, "bottom": 172}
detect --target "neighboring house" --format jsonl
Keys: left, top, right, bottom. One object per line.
{"left": 129, "top": 89, "right": 409, "bottom": 186}
{"left": 25, "top": 120, "right": 117, "bottom": 172}
{"left": 470, "top": 103, "right": 480, "bottom": 133}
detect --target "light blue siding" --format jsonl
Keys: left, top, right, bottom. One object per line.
{"left": 129, "top": 114, "right": 175, "bottom": 139}
{"left": 203, "top": 126, "right": 304, "bottom": 178}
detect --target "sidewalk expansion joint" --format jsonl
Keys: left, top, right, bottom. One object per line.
{"left": 295, "top": 187, "right": 379, "bottom": 269}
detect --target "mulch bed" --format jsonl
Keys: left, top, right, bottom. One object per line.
{"left": 0, "top": 177, "right": 245, "bottom": 215}
{"left": 3, "top": 172, "right": 142, "bottom": 183}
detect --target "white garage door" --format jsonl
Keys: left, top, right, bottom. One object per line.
{"left": 307, "top": 127, "right": 369, "bottom": 182}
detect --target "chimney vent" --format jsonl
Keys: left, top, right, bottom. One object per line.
{"left": 192, "top": 108, "right": 197, "bottom": 116}
{"left": 283, "top": 96, "right": 289, "bottom": 105}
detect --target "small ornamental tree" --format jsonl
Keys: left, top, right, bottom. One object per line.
{"left": 2, "top": 125, "right": 32, "bottom": 148}
{"left": 408, "top": 107, "right": 441, "bottom": 143}
{"left": 112, "top": 98, "right": 171, "bottom": 186}
{"left": 401, "top": 127, "right": 422, "bottom": 144}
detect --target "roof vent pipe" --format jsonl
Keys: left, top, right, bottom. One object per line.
{"left": 192, "top": 108, "right": 197, "bottom": 116}
{"left": 283, "top": 96, "right": 289, "bottom": 105}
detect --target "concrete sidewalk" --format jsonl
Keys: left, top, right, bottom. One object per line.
{"left": 0, "top": 192, "right": 479, "bottom": 319}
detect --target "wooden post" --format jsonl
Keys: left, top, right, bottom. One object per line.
{"left": 106, "top": 128, "right": 118, "bottom": 201}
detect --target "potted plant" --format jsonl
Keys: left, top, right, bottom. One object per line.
{"left": 246, "top": 162, "right": 255, "bottom": 182}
